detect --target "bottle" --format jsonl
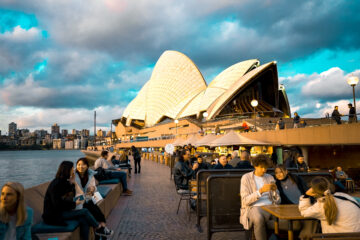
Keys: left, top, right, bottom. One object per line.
{"left": 269, "top": 180, "right": 277, "bottom": 205}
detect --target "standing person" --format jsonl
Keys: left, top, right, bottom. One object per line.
{"left": 131, "top": 146, "right": 141, "bottom": 174}
{"left": 94, "top": 151, "right": 133, "bottom": 195}
{"left": 75, "top": 158, "right": 112, "bottom": 232}
{"left": 299, "top": 177, "right": 360, "bottom": 233}
{"left": 293, "top": 112, "right": 300, "bottom": 128}
{"left": 0, "top": 182, "right": 32, "bottom": 240}
{"left": 276, "top": 118, "right": 285, "bottom": 130}
{"left": 240, "top": 154, "right": 280, "bottom": 240}
{"left": 42, "top": 161, "right": 113, "bottom": 239}
{"left": 348, "top": 103, "right": 357, "bottom": 123}
{"left": 331, "top": 106, "right": 342, "bottom": 124}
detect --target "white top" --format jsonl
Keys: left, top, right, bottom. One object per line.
{"left": 299, "top": 192, "right": 360, "bottom": 233}
{"left": 5, "top": 215, "right": 16, "bottom": 240}
{"left": 94, "top": 157, "right": 114, "bottom": 170}
{"left": 253, "top": 175, "right": 272, "bottom": 206}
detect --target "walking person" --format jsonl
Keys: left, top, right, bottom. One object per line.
{"left": 131, "top": 146, "right": 141, "bottom": 174}
{"left": 0, "top": 182, "right": 33, "bottom": 240}
{"left": 331, "top": 106, "right": 342, "bottom": 124}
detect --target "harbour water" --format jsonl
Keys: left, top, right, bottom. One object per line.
{"left": 0, "top": 150, "right": 85, "bottom": 189}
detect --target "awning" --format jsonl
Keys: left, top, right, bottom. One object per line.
{"left": 209, "top": 130, "right": 270, "bottom": 147}
{"left": 194, "top": 134, "right": 219, "bottom": 147}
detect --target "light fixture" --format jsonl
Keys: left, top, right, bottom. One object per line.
{"left": 251, "top": 99, "right": 258, "bottom": 131}
{"left": 347, "top": 76, "right": 359, "bottom": 123}
{"left": 174, "top": 119, "right": 179, "bottom": 124}
{"left": 203, "top": 112, "right": 208, "bottom": 118}
{"left": 251, "top": 99, "right": 258, "bottom": 107}
{"left": 347, "top": 76, "right": 359, "bottom": 86}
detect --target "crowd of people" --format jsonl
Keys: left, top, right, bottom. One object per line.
{"left": 173, "top": 146, "right": 360, "bottom": 240}
{"left": 0, "top": 146, "right": 142, "bottom": 239}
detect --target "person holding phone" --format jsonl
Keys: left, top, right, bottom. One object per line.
{"left": 75, "top": 158, "right": 111, "bottom": 232}
{"left": 43, "top": 161, "right": 113, "bottom": 239}
{"left": 240, "top": 154, "right": 280, "bottom": 240}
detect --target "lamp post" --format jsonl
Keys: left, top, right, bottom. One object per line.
{"left": 251, "top": 99, "right": 258, "bottom": 131}
{"left": 174, "top": 119, "right": 179, "bottom": 135}
{"left": 347, "top": 76, "right": 359, "bottom": 122}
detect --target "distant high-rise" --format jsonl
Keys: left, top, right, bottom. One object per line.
{"left": 51, "top": 123, "right": 60, "bottom": 139}
{"left": 61, "top": 129, "right": 68, "bottom": 137}
{"left": 8, "top": 122, "right": 17, "bottom": 137}
{"left": 81, "top": 129, "right": 90, "bottom": 137}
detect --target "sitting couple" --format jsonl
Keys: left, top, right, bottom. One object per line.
{"left": 240, "top": 155, "right": 360, "bottom": 240}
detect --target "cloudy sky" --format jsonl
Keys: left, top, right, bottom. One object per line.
{"left": 0, "top": 0, "right": 360, "bottom": 134}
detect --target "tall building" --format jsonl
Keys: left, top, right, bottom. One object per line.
{"left": 72, "top": 129, "right": 77, "bottom": 135}
{"left": 51, "top": 123, "right": 60, "bottom": 139}
{"left": 61, "top": 129, "right": 68, "bottom": 137}
{"left": 35, "top": 129, "right": 47, "bottom": 138}
{"left": 8, "top": 122, "right": 17, "bottom": 137}
{"left": 81, "top": 129, "right": 90, "bottom": 137}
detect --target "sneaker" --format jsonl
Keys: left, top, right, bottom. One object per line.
{"left": 95, "top": 226, "right": 114, "bottom": 237}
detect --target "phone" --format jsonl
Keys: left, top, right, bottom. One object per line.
{"left": 74, "top": 195, "right": 85, "bottom": 201}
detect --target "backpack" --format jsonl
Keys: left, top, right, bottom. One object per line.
{"left": 94, "top": 167, "right": 111, "bottom": 181}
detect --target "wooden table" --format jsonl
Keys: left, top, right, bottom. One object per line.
{"left": 261, "top": 204, "right": 312, "bottom": 240}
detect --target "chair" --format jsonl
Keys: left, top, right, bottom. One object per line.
{"left": 345, "top": 179, "right": 355, "bottom": 193}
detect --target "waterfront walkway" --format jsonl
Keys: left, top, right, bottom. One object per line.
{"left": 106, "top": 159, "right": 246, "bottom": 240}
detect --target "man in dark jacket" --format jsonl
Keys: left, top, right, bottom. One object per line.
{"left": 214, "top": 155, "right": 233, "bottom": 169}
{"left": 174, "top": 150, "right": 198, "bottom": 190}
{"left": 348, "top": 103, "right": 357, "bottom": 123}
{"left": 331, "top": 106, "right": 342, "bottom": 124}
{"left": 131, "top": 146, "right": 141, "bottom": 174}
{"left": 235, "top": 151, "right": 253, "bottom": 169}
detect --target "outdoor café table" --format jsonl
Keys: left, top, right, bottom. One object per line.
{"left": 261, "top": 204, "right": 312, "bottom": 240}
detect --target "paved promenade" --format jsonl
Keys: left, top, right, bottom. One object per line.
{"left": 106, "top": 159, "right": 246, "bottom": 240}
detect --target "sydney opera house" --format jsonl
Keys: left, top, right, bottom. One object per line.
{"left": 115, "top": 50, "right": 290, "bottom": 135}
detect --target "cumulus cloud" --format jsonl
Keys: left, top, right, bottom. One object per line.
{"left": 0, "top": 26, "right": 41, "bottom": 42}
{"left": 302, "top": 68, "right": 360, "bottom": 100}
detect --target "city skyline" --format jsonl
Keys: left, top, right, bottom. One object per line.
{"left": 1, "top": 0, "right": 360, "bottom": 133}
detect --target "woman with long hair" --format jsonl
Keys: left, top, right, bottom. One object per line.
{"left": 75, "top": 158, "right": 110, "bottom": 230}
{"left": 42, "top": 161, "right": 113, "bottom": 239}
{"left": 274, "top": 165, "right": 307, "bottom": 204}
{"left": 0, "top": 182, "right": 32, "bottom": 240}
{"left": 299, "top": 177, "right": 360, "bottom": 233}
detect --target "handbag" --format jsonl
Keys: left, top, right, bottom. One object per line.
{"left": 92, "top": 191, "right": 103, "bottom": 205}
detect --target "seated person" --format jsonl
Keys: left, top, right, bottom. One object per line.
{"left": 94, "top": 151, "right": 132, "bottom": 195}
{"left": 295, "top": 154, "right": 308, "bottom": 172}
{"left": 213, "top": 155, "right": 233, "bottom": 169}
{"left": 174, "top": 150, "right": 198, "bottom": 191}
{"left": 192, "top": 156, "right": 209, "bottom": 178}
{"left": 75, "top": 158, "right": 111, "bottom": 231}
{"left": 274, "top": 165, "right": 307, "bottom": 204}
{"left": 43, "top": 161, "right": 113, "bottom": 239}
{"left": 0, "top": 182, "right": 33, "bottom": 239}
{"left": 299, "top": 177, "right": 360, "bottom": 233}
{"left": 210, "top": 159, "right": 217, "bottom": 168}
{"left": 240, "top": 154, "right": 280, "bottom": 240}
{"left": 335, "top": 166, "right": 349, "bottom": 183}
{"left": 228, "top": 151, "right": 240, "bottom": 167}
{"left": 235, "top": 151, "right": 253, "bottom": 169}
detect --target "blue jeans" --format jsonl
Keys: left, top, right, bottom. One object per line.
{"left": 108, "top": 170, "right": 128, "bottom": 191}
{"left": 62, "top": 208, "right": 99, "bottom": 239}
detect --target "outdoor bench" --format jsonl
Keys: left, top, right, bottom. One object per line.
{"left": 310, "top": 232, "right": 360, "bottom": 239}
{"left": 24, "top": 178, "right": 124, "bottom": 240}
